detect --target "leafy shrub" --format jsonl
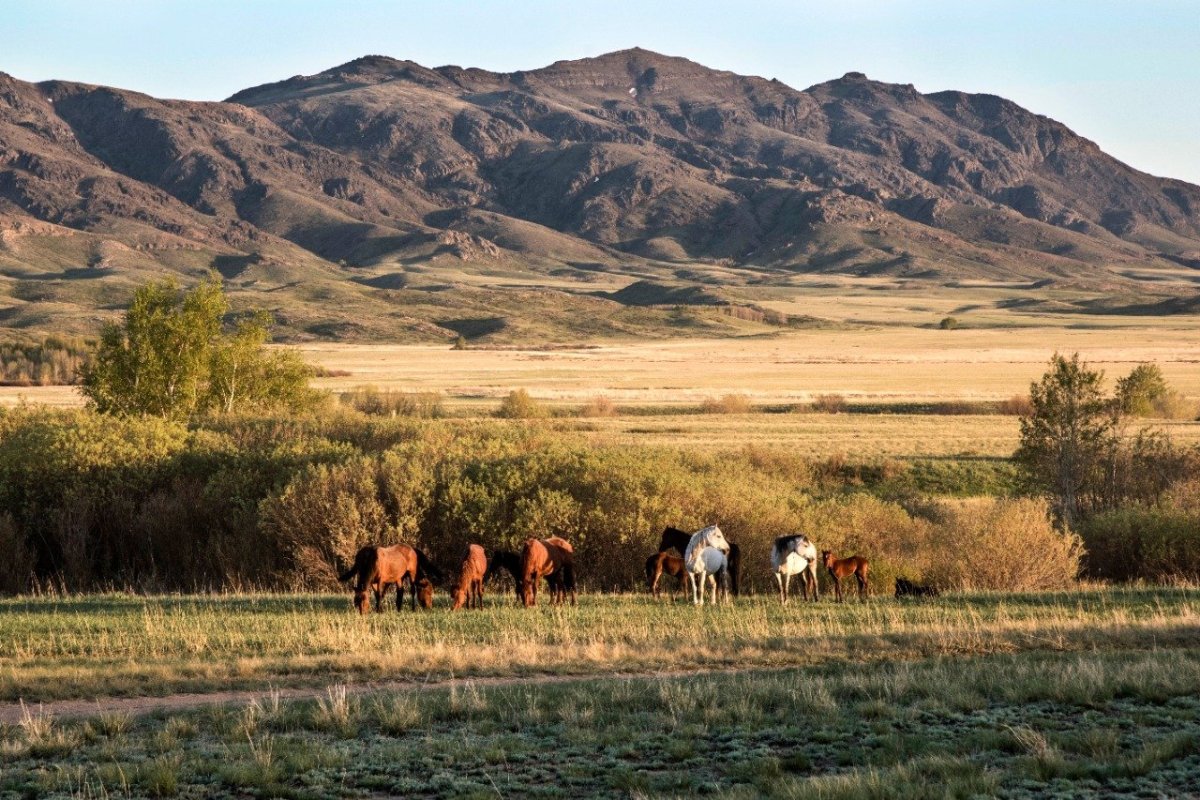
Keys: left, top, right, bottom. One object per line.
{"left": 700, "top": 394, "right": 752, "bottom": 414}
{"left": 939, "top": 317, "right": 960, "bottom": 330}
{"left": 496, "top": 389, "right": 547, "bottom": 419}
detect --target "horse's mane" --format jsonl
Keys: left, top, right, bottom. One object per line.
{"left": 772, "top": 534, "right": 808, "bottom": 556}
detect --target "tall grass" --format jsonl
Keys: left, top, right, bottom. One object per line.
{"left": 0, "top": 588, "right": 1194, "bottom": 702}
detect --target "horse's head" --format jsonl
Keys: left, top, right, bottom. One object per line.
{"left": 701, "top": 525, "right": 729, "bottom": 553}
{"left": 520, "top": 578, "right": 537, "bottom": 607}
{"left": 451, "top": 586, "right": 466, "bottom": 610}
{"left": 821, "top": 550, "right": 834, "bottom": 568}
{"left": 353, "top": 589, "right": 370, "bottom": 615}
{"left": 417, "top": 579, "right": 435, "bottom": 609}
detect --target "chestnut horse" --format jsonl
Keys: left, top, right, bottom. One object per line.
{"left": 821, "top": 550, "right": 870, "bottom": 602}
{"left": 645, "top": 552, "right": 686, "bottom": 600}
{"left": 451, "top": 544, "right": 488, "bottom": 610}
{"left": 339, "top": 544, "right": 444, "bottom": 614}
{"left": 416, "top": 578, "right": 435, "bottom": 609}
{"left": 485, "top": 550, "right": 524, "bottom": 601}
{"left": 658, "top": 526, "right": 741, "bottom": 597}
{"left": 520, "top": 536, "right": 576, "bottom": 607}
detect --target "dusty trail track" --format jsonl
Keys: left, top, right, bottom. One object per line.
{"left": 0, "top": 665, "right": 781, "bottom": 725}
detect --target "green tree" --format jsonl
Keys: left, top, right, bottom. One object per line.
{"left": 83, "top": 275, "right": 316, "bottom": 417}
{"left": 1015, "top": 353, "right": 1118, "bottom": 527}
{"left": 1115, "top": 363, "right": 1169, "bottom": 417}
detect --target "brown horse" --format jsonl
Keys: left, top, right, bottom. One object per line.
{"left": 451, "top": 544, "right": 488, "bottom": 610}
{"left": 821, "top": 550, "right": 870, "bottom": 602}
{"left": 416, "top": 578, "right": 435, "bottom": 609}
{"left": 520, "top": 536, "right": 576, "bottom": 607}
{"left": 658, "top": 526, "right": 741, "bottom": 597}
{"left": 339, "top": 544, "right": 444, "bottom": 614}
{"left": 645, "top": 552, "right": 685, "bottom": 600}
{"left": 485, "top": 550, "right": 524, "bottom": 601}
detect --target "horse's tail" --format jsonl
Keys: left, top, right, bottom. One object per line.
{"left": 728, "top": 543, "right": 741, "bottom": 597}
{"left": 339, "top": 546, "right": 373, "bottom": 584}
{"left": 415, "top": 548, "right": 444, "bottom": 584}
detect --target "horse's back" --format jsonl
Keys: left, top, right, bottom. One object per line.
{"left": 464, "top": 544, "right": 487, "bottom": 577}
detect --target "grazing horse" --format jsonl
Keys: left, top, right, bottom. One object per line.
{"left": 339, "top": 544, "right": 444, "bottom": 614}
{"left": 659, "top": 526, "right": 742, "bottom": 597}
{"left": 683, "top": 525, "right": 731, "bottom": 606}
{"left": 771, "top": 534, "right": 818, "bottom": 604}
{"left": 645, "top": 552, "right": 686, "bottom": 600}
{"left": 821, "top": 550, "right": 870, "bottom": 602}
{"left": 416, "top": 578, "right": 435, "bottom": 609}
{"left": 451, "top": 544, "right": 488, "bottom": 610}
{"left": 519, "top": 536, "right": 577, "bottom": 607}
{"left": 895, "top": 577, "right": 940, "bottom": 599}
{"left": 485, "top": 550, "right": 524, "bottom": 601}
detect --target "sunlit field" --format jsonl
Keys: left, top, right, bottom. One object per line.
{"left": 1, "top": 588, "right": 1196, "bottom": 707}
{"left": 2, "top": 589, "right": 1199, "bottom": 798}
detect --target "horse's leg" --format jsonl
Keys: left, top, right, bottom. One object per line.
{"left": 688, "top": 572, "right": 698, "bottom": 605}
{"left": 859, "top": 570, "right": 869, "bottom": 600}
{"left": 775, "top": 572, "right": 783, "bottom": 605}
{"left": 833, "top": 575, "right": 843, "bottom": 603}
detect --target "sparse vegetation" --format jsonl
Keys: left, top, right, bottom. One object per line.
{"left": 938, "top": 315, "right": 960, "bottom": 329}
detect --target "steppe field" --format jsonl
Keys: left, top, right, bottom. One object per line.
{"left": 3, "top": 315, "right": 1200, "bottom": 799}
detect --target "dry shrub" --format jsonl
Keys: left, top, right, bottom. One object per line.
{"left": 700, "top": 394, "right": 752, "bottom": 414}
{"left": 1152, "top": 392, "right": 1199, "bottom": 421}
{"left": 341, "top": 386, "right": 443, "bottom": 418}
{"left": 496, "top": 389, "right": 547, "bottom": 419}
{"left": 812, "top": 394, "right": 848, "bottom": 414}
{"left": 579, "top": 395, "right": 618, "bottom": 417}
{"left": 927, "top": 498, "right": 1082, "bottom": 591}
{"left": 998, "top": 394, "right": 1034, "bottom": 416}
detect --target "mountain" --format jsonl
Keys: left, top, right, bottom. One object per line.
{"left": 2, "top": 48, "right": 1199, "bottom": 340}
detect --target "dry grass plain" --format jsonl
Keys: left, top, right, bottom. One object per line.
{"left": 3, "top": 590, "right": 1200, "bottom": 798}
{"left": 4, "top": 323, "right": 1198, "bottom": 457}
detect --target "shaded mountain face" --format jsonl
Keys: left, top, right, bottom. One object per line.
{"left": 2, "top": 48, "right": 1199, "bottom": 339}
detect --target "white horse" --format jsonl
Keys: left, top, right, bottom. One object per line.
{"left": 684, "top": 525, "right": 730, "bottom": 606}
{"left": 771, "top": 534, "right": 818, "bottom": 603}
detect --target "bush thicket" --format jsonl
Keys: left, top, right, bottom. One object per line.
{"left": 0, "top": 408, "right": 1095, "bottom": 595}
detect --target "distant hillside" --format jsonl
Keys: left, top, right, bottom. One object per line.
{"left": 2, "top": 48, "right": 1199, "bottom": 340}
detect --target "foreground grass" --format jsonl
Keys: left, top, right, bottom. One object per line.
{"left": 4, "top": 648, "right": 1200, "bottom": 798}
{"left": 1, "top": 588, "right": 1197, "bottom": 703}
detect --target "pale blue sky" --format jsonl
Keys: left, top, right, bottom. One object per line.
{"left": 4, "top": 1, "right": 1198, "bottom": 183}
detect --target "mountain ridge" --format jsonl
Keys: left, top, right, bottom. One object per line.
{"left": 1, "top": 48, "right": 1198, "bottom": 340}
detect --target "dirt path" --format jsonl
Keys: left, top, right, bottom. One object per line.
{"left": 0, "top": 665, "right": 784, "bottom": 725}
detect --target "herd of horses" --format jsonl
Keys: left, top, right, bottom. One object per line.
{"left": 338, "top": 524, "right": 915, "bottom": 614}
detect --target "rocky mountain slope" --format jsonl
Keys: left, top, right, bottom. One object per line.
{"left": 2, "top": 48, "right": 1198, "bottom": 339}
